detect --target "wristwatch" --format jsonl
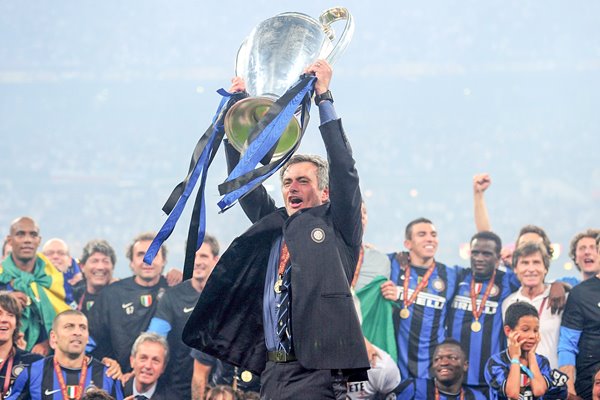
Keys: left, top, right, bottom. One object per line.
{"left": 314, "top": 90, "right": 334, "bottom": 106}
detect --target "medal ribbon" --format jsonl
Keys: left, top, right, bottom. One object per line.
{"left": 402, "top": 261, "right": 436, "bottom": 309}
{"left": 537, "top": 296, "right": 548, "bottom": 318}
{"left": 77, "top": 292, "right": 85, "bottom": 312}
{"left": 277, "top": 242, "right": 290, "bottom": 277}
{"left": 0, "top": 348, "right": 15, "bottom": 397}
{"left": 53, "top": 356, "right": 88, "bottom": 400}
{"left": 351, "top": 246, "right": 365, "bottom": 289}
{"left": 434, "top": 386, "right": 464, "bottom": 400}
{"left": 470, "top": 268, "right": 497, "bottom": 322}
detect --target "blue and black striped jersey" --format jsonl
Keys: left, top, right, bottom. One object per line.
{"left": 7, "top": 356, "right": 123, "bottom": 400}
{"left": 485, "top": 350, "right": 567, "bottom": 400}
{"left": 389, "top": 255, "right": 459, "bottom": 379}
{"left": 395, "top": 378, "right": 487, "bottom": 400}
{"left": 446, "top": 266, "right": 519, "bottom": 386}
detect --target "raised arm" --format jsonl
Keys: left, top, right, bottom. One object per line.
{"left": 473, "top": 173, "right": 492, "bottom": 232}
{"left": 306, "top": 60, "right": 362, "bottom": 247}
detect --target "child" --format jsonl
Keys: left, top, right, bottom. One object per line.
{"left": 485, "top": 302, "right": 567, "bottom": 399}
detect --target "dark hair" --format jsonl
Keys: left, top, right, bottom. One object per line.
{"left": 516, "top": 225, "right": 554, "bottom": 258}
{"left": 405, "top": 217, "right": 434, "bottom": 240}
{"left": 470, "top": 231, "right": 502, "bottom": 256}
{"left": 203, "top": 234, "right": 220, "bottom": 257}
{"left": 126, "top": 232, "right": 167, "bottom": 262}
{"left": 512, "top": 242, "right": 550, "bottom": 272}
{"left": 569, "top": 229, "right": 600, "bottom": 271}
{"left": 592, "top": 363, "right": 600, "bottom": 380}
{"left": 80, "top": 239, "right": 117, "bottom": 266}
{"left": 52, "top": 309, "right": 86, "bottom": 331}
{"left": 81, "top": 389, "right": 115, "bottom": 400}
{"left": 434, "top": 338, "right": 466, "bottom": 357}
{"left": 0, "top": 292, "right": 22, "bottom": 343}
{"left": 206, "top": 385, "right": 236, "bottom": 400}
{"left": 504, "top": 302, "right": 538, "bottom": 329}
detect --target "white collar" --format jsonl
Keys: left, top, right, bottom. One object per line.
{"left": 132, "top": 377, "right": 157, "bottom": 398}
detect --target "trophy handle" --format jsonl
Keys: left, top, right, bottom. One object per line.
{"left": 319, "top": 7, "right": 355, "bottom": 65}
{"left": 234, "top": 38, "right": 249, "bottom": 79}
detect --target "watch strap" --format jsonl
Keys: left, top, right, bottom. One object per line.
{"left": 314, "top": 90, "right": 334, "bottom": 106}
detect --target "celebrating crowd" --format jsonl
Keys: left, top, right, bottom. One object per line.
{"left": 1, "top": 60, "right": 599, "bottom": 400}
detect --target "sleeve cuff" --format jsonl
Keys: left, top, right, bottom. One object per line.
{"left": 558, "top": 350, "right": 576, "bottom": 367}
{"left": 319, "top": 100, "right": 338, "bottom": 125}
{"left": 146, "top": 317, "right": 172, "bottom": 337}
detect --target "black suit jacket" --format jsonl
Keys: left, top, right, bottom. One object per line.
{"left": 183, "top": 118, "right": 369, "bottom": 375}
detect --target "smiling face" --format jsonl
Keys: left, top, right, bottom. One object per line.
{"left": 131, "top": 239, "right": 165, "bottom": 285}
{"left": 281, "top": 161, "right": 329, "bottom": 216}
{"left": 404, "top": 222, "right": 438, "bottom": 265}
{"left": 432, "top": 343, "right": 468, "bottom": 385}
{"left": 470, "top": 238, "right": 500, "bottom": 278}
{"left": 130, "top": 341, "right": 166, "bottom": 388}
{"left": 51, "top": 313, "right": 89, "bottom": 358}
{"left": 81, "top": 251, "right": 114, "bottom": 293}
{"left": 193, "top": 242, "right": 219, "bottom": 283}
{"left": 514, "top": 251, "right": 547, "bottom": 289}
{"left": 0, "top": 305, "right": 17, "bottom": 346}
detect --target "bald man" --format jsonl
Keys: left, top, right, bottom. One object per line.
{"left": 42, "top": 238, "right": 83, "bottom": 286}
{"left": 0, "top": 216, "right": 73, "bottom": 355}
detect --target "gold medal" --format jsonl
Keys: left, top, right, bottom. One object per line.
{"left": 241, "top": 370, "right": 253, "bottom": 383}
{"left": 471, "top": 320, "right": 482, "bottom": 332}
{"left": 400, "top": 308, "right": 410, "bottom": 319}
{"left": 274, "top": 278, "right": 283, "bottom": 294}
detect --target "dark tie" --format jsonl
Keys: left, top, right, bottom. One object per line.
{"left": 276, "top": 243, "right": 292, "bottom": 353}
{"left": 135, "top": 395, "right": 148, "bottom": 400}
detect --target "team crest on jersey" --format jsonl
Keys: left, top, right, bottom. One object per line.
{"left": 490, "top": 284, "right": 500, "bottom": 297}
{"left": 86, "top": 301, "right": 94, "bottom": 311}
{"left": 311, "top": 228, "right": 325, "bottom": 243}
{"left": 12, "top": 364, "right": 25, "bottom": 377}
{"left": 140, "top": 295, "right": 153, "bottom": 307}
{"left": 66, "top": 385, "right": 82, "bottom": 399}
{"left": 432, "top": 278, "right": 445, "bottom": 292}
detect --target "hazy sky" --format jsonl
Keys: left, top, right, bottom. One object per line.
{"left": 1, "top": 1, "right": 599, "bottom": 280}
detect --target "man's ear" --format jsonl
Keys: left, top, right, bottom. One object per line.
{"left": 321, "top": 187, "right": 330, "bottom": 203}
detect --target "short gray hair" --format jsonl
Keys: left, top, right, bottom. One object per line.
{"left": 131, "top": 332, "right": 169, "bottom": 364}
{"left": 279, "top": 154, "right": 329, "bottom": 190}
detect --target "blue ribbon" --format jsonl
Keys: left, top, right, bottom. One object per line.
{"left": 217, "top": 76, "right": 315, "bottom": 211}
{"left": 143, "top": 91, "right": 231, "bottom": 267}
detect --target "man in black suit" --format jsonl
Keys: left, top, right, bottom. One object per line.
{"left": 123, "top": 333, "right": 169, "bottom": 400}
{"left": 183, "top": 59, "right": 369, "bottom": 399}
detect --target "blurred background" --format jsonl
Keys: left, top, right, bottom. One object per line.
{"left": 1, "top": 1, "right": 599, "bottom": 281}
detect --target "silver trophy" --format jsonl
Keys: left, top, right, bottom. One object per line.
{"left": 224, "top": 7, "right": 354, "bottom": 160}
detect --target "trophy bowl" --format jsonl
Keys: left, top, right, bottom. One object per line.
{"left": 224, "top": 7, "right": 354, "bottom": 162}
